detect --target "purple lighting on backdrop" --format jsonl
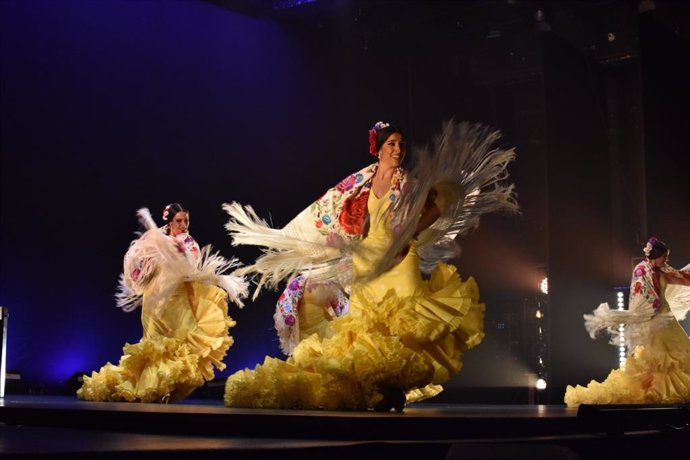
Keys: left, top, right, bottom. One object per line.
{"left": 0, "top": 0, "right": 326, "bottom": 389}
{"left": 273, "top": 0, "right": 317, "bottom": 10}
{"left": 48, "top": 350, "right": 88, "bottom": 385}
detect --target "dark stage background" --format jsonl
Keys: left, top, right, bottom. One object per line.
{"left": 1, "top": 0, "right": 688, "bottom": 404}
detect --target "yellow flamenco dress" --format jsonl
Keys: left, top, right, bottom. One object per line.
{"left": 565, "top": 274, "right": 690, "bottom": 407}
{"left": 78, "top": 209, "right": 246, "bottom": 403}
{"left": 225, "top": 190, "right": 485, "bottom": 410}
{"left": 78, "top": 282, "right": 236, "bottom": 403}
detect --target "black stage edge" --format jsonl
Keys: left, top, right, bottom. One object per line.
{"left": 1, "top": 396, "right": 690, "bottom": 459}
{"left": 577, "top": 403, "right": 690, "bottom": 435}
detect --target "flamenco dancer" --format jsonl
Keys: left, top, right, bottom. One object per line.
{"left": 223, "top": 120, "right": 518, "bottom": 411}
{"left": 78, "top": 203, "right": 247, "bottom": 403}
{"left": 565, "top": 237, "right": 690, "bottom": 407}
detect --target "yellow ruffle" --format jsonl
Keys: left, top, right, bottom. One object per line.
{"left": 78, "top": 282, "right": 235, "bottom": 403}
{"left": 224, "top": 356, "right": 323, "bottom": 409}
{"left": 565, "top": 322, "right": 690, "bottom": 407}
{"left": 224, "top": 262, "right": 484, "bottom": 409}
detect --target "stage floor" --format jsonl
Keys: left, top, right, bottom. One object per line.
{"left": 1, "top": 395, "right": 689, "bottom": 459}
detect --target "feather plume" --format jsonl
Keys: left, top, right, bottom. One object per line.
{"left": 115, "top": 208, "right": 249, "bottom": 315}
{"left": 223, "top": 202, "right": 350, "bottom": 299}
{"left": 666, "top": 282, "right": 690, "bottom": 321}
{"left": 362, "top": 121, "right": 519, "bottom": 281}
{"left": 583, "top": 301, "right": 674, "bottom": 350}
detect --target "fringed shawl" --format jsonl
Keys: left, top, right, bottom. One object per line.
{"left": 584, "top": 260, "right": 690, "bottom": 350}
{"left": 224, "top": 163, "right": 407, "bottom": 296}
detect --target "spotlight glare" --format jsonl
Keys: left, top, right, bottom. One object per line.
{"left": 535, "top": 378, "right": 547, "bottom": 390}
{"left": 539, "top": 277, "right": 548, "bottom": 295}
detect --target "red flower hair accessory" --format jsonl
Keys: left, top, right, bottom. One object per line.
{"left": 368, "top": 120, "right": 390, "bottom": 156}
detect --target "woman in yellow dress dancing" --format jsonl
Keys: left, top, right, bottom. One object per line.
{"left": 223, "top": 121, "right": 517, "bottom": 411}
{"left": 78, "top": 203, "right": 247, "bottom": 403}
{"left": 565, "top": 237, "right": 690, "bottom": 407}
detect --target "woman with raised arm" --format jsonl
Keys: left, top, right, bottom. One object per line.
{"left": 223, "top": 120, "right": 518, "bottom": 411}
{"left": 78, "top": 203, "right": 248, "bottom": 403}
{"left": 565, "top": 237, "right": 690, "bottom": 406}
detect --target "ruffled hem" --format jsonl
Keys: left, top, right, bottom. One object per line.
{"left": 77, "top": 337, "right": 204, "bottom": 402}
{"left": 184, "top": 283, "right": 237, "bottom": 380}
{"left": 224, "top": 263, "right": 484, "bottom": 409}
{"left": 79, "top": 282, "right": 235, "bottom": 403}
{"left": 564, "top": 344, "right": 690, "bottom": 407}
{"left": 224, "top": 357, "right": 324, "bottom": 409}
{"left": 340, "top": 262, "right": 484, "bottom": 384}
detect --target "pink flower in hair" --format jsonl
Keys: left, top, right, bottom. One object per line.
{"left": 643, "top": 236, "right": 660, "bottom": 257}
{"left": 162, "top": 205, "right": 171, "bottom": 221}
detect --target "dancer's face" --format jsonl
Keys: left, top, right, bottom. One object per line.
{"left": 169, "top": 211, "right": 189, "bottom": 236}
{"left": 651, "top": 251, "right": 669, "bottom": 267}
{"left": 378, "top": 133, "right": 405, "bottom": 168}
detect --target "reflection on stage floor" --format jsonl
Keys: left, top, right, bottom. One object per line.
{"left": 0, "top": 395, "right": 689, "bottom": 459}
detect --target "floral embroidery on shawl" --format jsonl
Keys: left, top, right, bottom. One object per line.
{"left": 276, "top": 275, "right": 305, "bottom": 328}
{"left": 274, "top": 163, "right": 405, "bottom": 354}
{"left": 629, "top": 260, "right": 690, "bottom": 314}
{"left": 630, "top": 260, "right": 662, "bottom": 313}
{"left": 175, "top": 233, "right": 201, "bottom": 259}
{"left": 274, "top": 274, "right": 350, "bottom": 355}
{"left": 304, "top": 163, "right": 406, "bottom": 240}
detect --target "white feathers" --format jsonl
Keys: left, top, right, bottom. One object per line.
{"left": 584, "top": 301, "right": 674, "bottom": 350}
{"left": 273, "top": 307, "right": 301, "bottom": 356}
{"left": 136, "top": 207, "right": 158, "bottom": 232}
{"left": 222, "top": 120, "right": 520, "bottom": 294}
{"left": 666, "top": 282, "right": 690, "bottom": 321}
{"left": 367, "top": 121, "right": 519, "bottom": 279}
{"left": 222, "top": 202, "right": 347, "bottom": 299}
{"left": 115, "top": 208, "right": 248, "bottom": 316}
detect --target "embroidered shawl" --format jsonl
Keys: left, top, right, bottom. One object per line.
{"left": 585, "top": 259, "right": 690, "bottom": 350}
{"left": 224, "top": 163, "right": 406, "bottom": 296}
{"left": 281, "top": 162, "right": 405, "bottom": 245}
